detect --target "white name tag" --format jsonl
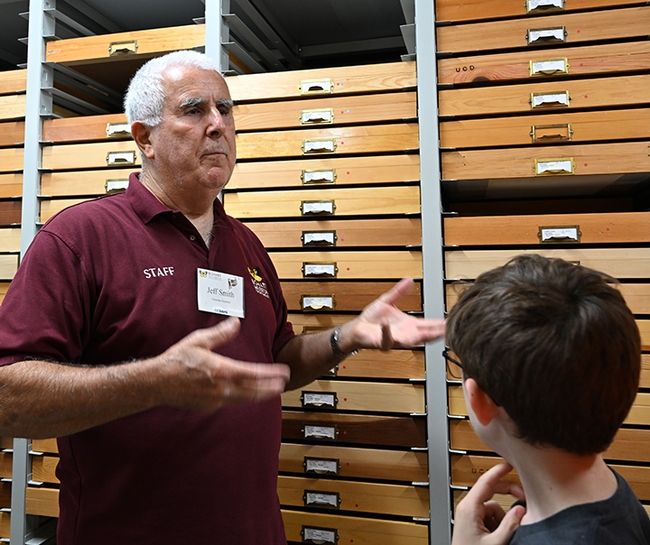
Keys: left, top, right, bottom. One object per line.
{"left": 197, "top": 268, "right": 244, "bottom": 318}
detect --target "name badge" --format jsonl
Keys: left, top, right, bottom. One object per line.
{"left": 197, "top": 268, "right": 244, "bottom": 318}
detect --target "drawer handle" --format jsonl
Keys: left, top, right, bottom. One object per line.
{"left": 300, "top": 391, "right": 338, "bottom": 409}
{"left": 302, "top": 169, "right": 337, "bottom": 185}
{"left": 530, "top": 123, "right": 573, "bottom": 142}
{"left": 304, "top": 490, "right": 341, "bottom": 509}
{"left": 106, "top": 150, "right": 137, "bottom": 166}
{"left": 303, "top": 457, "right": 340, "bottom": 475}
{"left": 534, "top": 158, "right": 575, "bottom": 176}
{"left": 301, "top": 108, "right": 334, "bottom": 125}
{"left": 527, "top": 26, "right": 566, "bottom": 45}
{"left": 530, "top": 58, "right": 569, "bottom": 77}
{"left": 530, "top": 91, "right": 570, "bottom": 109}
{"left": 526, "top": 0, "right": 565, "bottom": 13}
{"left": 105, "top": 122, "right": 131, "bottom": 138}
{"left": 538, "top": 225, "right": 581, "bottom": 243}
{"left": 300, "top": 200, "right": 335, "bottom": 216}
{"left": 302, "top": 231, "right": 337, "bottom": 247}
{"left": 302, "top": 139, "right": 337, "bottom": 154}
{"left": 301, "top": 526, "right": 339, "bottom": 545}
{"left": 104, "top": 179, "right": 129, "bottom": 194}
{"left": 301, "top": 295, "right": 336, "bottom": 311}
{"left": 302, "top": 263, "right": 338, "bottom": 278}
{"left": 302, "top": 425, "right": 338, "bottom": 440}
{"left": 108, "top": 40, "right": 138, "bottom": 56}
{"left": 300, "top": 78, "right": 333, "bottom": 95}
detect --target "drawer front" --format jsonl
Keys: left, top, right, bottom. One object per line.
{"left": 42, "top": 141, "right": 141, "bottom": 170}
{"left": 0, "top": 254, "right": 18, "bottom": 280}
{"left": 32, "top": 455, "right": 59, "bottom": 484}
{"left": 282, "top": 509, "right": 428, "bottom": 545}
{"left": 440, "top": 108, "right": 650, "bottom": 149}
{"left": 281, "top": 280, "right": 422, "bottom": 312}
{"left": 0, "top": 69, "right": 27, "bottom": 95}
{"left": 278, "top": 476, "right": 429, "bottom": 518}
{"left": 0, "top": 147, "right": 24, "bottom": 173}
{"left": 41, "top": 198, "right": 90, "bottom": 223}
{"left": 439, "top": 74, "right": 650, "bottom": 117}
{"left": 0, "top": 227, "right": 20, "bottom": 252}
{"left": 282, "top": 411, "right": 426, "bottom": 448}
{"left": 0, "top": 173, "right": 22, "bottom": 198}
{"left": 444, "top": 212, "right": 650, "bottom": 246}
{"left": 224, "top": 186, "right": 421, "bottom": 219}
{"left": 442, "top": 142, "right": 650, "bottom": 181}
{"left": 0, "top": 94, "right": 26, "bottom": 121}
{"left": 328, "top": 349, "right": 425, "bottom": 380}
{"left": 437, "top": 6, "right": 650, "bottom": 54}
{"left": 41, "top": 169, "right": 131, "bottom": 197}
{"left": 435, "top": 0, "right": 645, "bottom": 23}
{"left": 283, "top": 381, "right": 425, "bottom": 414}
{"left": 270, "top": 250, "right": 423, "bottom": 280}
{"left": 234, "top": 92, "right": 417, "bottom": 131}
{"left": 236, "top": 123, "right": 419, "bottom": 159}
{"left": 289, "top": 313, "right": 348, "bottom": 335}
{"left": 45, "top": 24, "right": 205, "bottom": 64}
{"left": 229, "top": 153, "right": 420, "bottom": 190}
{"left": 0, "top": 282, "right": 9, "bottom": 305}
{"left": 438, "top": 41, "right": 650, "bottom": 85}
{"left": 0, "top": 200, "right": 21, "bottom": 226}
{"left": 445, "top": 248, "right": 650, "bottom": 280}
{"left": 0, "top": 121, "right": 25, "bottom": 147}
{"left": 227, "top": 61, "right": 416, "bottom": 102}
{"left": 26, "top": 487, "right": 59, "bottom": 518}
{"left": 44, "top": 113, "right": 131, "bottom": 143}
{"left": 279, "top": 443, "right": 428, "bottom": 482}
{"left": 243, "top": 217, "right": 422, "bottom": 249}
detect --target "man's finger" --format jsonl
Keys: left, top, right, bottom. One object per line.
{"left": 376, "top": 277, "right": 414, "bottom": 306}
{"left": 187, "top": 317, "right": 241, "bottom": 350}
{"left": 485, "top": 504, "right": 525, "bottom": 545}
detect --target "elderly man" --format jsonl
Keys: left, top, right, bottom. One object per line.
{"left": 0, "top": 51, "right": 444, "bottom": 543}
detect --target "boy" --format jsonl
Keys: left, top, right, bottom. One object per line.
{"left": 446, "top": 254, "right": 650, "bottom": 544}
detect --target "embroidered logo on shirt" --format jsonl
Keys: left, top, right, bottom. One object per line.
{"left": 248, "top": 267, "right": 270, "bottom": 299}
{"left": 143, "top": 266, "right": 175, "bottom": 279}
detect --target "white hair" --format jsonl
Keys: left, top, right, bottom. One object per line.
{"left": 123, "top": 50, "right": 221, "bottom": 127}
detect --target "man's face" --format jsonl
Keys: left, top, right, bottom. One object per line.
{"left": 146, "top": 65, "right": 237, "bottom": 195}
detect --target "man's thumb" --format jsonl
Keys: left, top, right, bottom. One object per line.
{"left": 488, "top": 505, "right": 525, "bottom": 545}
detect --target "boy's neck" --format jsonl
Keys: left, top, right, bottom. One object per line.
{"left": 505, "top": 447, "right": 617, "bottom": 525}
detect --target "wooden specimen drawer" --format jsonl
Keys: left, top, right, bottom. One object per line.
{"left": 0, "top": 173, "right": 22, "bottom": 198}
{"left": 442, "top": 141, "right": 650, "bottom": 181}
{"left": 41, "top": 169, "right": 131, "bottom": 197}
{"left": 236, "top": 123, "right": 419, "bottom": 159}
{"left": 280, "top": 443, "right": 428, "bottom": 483}
{"left": 437, "top": 6, "right": 650, "bottom": 54}
{"left": 0, "top": 69, "right": 26, "bottom": 95}
{"left": 438, "top": 41, "right": 650, "bottom": 85}
{"left": 444, "top": 212, "right": 650, "bottom": 246}
{"left": 0, "top": 200, "right": 21, "bottom": 226}
{"left": 270, "top": 250, "right": 423, "bottom": 280}
{"left": 440, "top": 108, "right": 650, "bottom": 149}
{"left": 0, "top": 282, "right": 9, "bottom": 305}
{"left": 234, "top": 92, "right": 417, "bottom": 131}
{"left": 40, "top": 198, "right": 90, "bottom": 223}
{"left": 224, "top": 186, "right": 421, "bottom": 219}
{"left": 439, "top": 74, "right": 650, "bottom": 117}
{"left": 278, "top": 475, "right": 429, "bottom": 518}
{"left": 435, "top": 0, "right": 647, "bottom": 23}
{"left": 42, "top": 141, "right": 141, "bottom": 171}
{"left": 0, "top": 94, "right": 26, "bottom": 121}
{"left": 281, "top": 280, "right": 422, "bottom": 312}
{"left": 289, "top": 313, "right": 348, "bottom": 335}
{"left": 32, "top": 455, "right": 58, "bottom": 484}
{"left": 0, "top": 147, "right": 23, "bottom": 173}
{"left": 243, "top": 217, "right": 422, "bottom": 249}
{"left": 43, "top": 113, "right": 131, "bottom": 143}
{"left": 0, "top": 452, "right": 11, "bottom": 479}
{"left": 282, "top": 509, "right": 428, "bottom": 545}
{"left": 31, "top": 438, "right": 59, "bottom": 454}
{"left": 0, "top": 254, "right": 18, "bottom": 280}
{"left": 0, "top": 121, "right": 25, "bottom": 148}
{"left": 327, "top": 349, "right": 425, "bottom": 380}
{"left": 45, "top": 24, "right": 205, "bottom": 64}
{"left": 283, "top": 381, "right": 425, "bottom": 414}
{"left": 26, "top": 487, "right": 59, "bottom": 518}
{"left": 227, "top": 61, "right": 416, "bottom": 102}
{"left": 282, "top": 411, "right": 426, "bottom": 448}
{"left": 228, "top": 153, "right": 420, "bottom": 190}
{"left": 0, "top": 228, "right": 20, "bottom": 252}
{"left": 445, "top": 248, "right": 650, "bottom": 280}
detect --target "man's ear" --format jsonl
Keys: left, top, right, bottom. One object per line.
{"left": 464, "top": 378, "right": 500, "bottom": 426}
{"left": 131, "top": 121, "right": 155, "bottom": 160}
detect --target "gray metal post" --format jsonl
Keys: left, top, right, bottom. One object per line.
{"left": 204, "top": 0, "right": 229, "bottom": 72}
{"left": 414, "top": 0, "right": 452, "bottom": 543}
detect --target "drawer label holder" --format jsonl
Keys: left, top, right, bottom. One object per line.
{"left": 538, "top": 225, "right": 581, "bottom": 243}
{"left": 108, "top": 40, "right": 138, "bottom": 56}
{"left": 534, "top": 157, "right": 575, "bottom": 176}
{"left": 530, "top": 58, "right": 569, "bottom": 77}
{"left": 530, "top": 91, "right": 570, "bottom": 109}
{"left": 304, "top": 490, "right": 341, "bottom": 509}
{"left": 301, "top": 108, "right": 334, "bottom": 125}
{"left": 300, "top": 78, "right": 334, "bottom": 95}
{"left": 530, "top": 123, "right": 573, "bottom": 142}
{"left": 302, "top": 169, "right": 337, "bottom": 185}
{"left": 301, "top": 295, "right": 336, "bottom": 311}
{"left": 301, "top": 526, "right": 339, "bottom": 545}
{"left": 301, "top": 200, "right": 336, "bottom": 216}
{"left": 526, "top": 0, "right": 565, "bottom": 13}
{"left": 304, "top": 456, "right": 340, "bottom": 475}
{"left": 301, "top": 391, "right": 338, "bottom": 409}
{"left": 105, "top": 122, "right": 131, "bottom": 138}
{"left": 106, "top": 150, "right": 137, "bottom": 166}
{"left": 104, "top": 179, "right": 129, "bottom": 194}
{"left": 302, "top": 231, "right": 337, "bottom": 247}
{"left": 302, "top": 262, "right": 338, "bottom": 278}
{"left": 303, "top": 424, "right": 338, "bottom": 441}
{"left": 302, "top": 138, "right": 337, "bottom": 154}
{"left": 527, "top": 27, "right": 566, "bottom": 45}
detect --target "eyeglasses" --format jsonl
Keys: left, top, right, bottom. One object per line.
{"left": 443, "top": 346, "right": 463, "bottom": 380}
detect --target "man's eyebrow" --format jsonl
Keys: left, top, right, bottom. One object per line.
{"left": 217, "top": 98, "right": 234, "bottom": 109}
{"left": 180, "top": 97, "right": 206, "bottom": 109}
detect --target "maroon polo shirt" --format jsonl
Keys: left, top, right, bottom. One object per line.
{"left": 0, "top": 173, "right": 295, "bottom": 544}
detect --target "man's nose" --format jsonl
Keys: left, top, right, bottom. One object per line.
{"left": 206, "top": 107, "right": 226, "bottom": 136}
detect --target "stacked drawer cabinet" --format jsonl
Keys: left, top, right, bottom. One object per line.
{"left": 436, "top": 0, "right": 650, "bottom": 527}
{"left": 225, "top": 62, "right": 431, "bottom": 544}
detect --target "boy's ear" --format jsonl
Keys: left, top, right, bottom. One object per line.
{"left": 464, "top": 378, "right": 500, "bottom": 426}
{"left": 131, "top": 121, "right": 155, "bottom": 160}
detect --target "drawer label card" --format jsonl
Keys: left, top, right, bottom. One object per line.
{"left": 302, "top": 231, "right": 337, "bottom": 247}
{"left": 106, "top": 150, "right": 137, "bottom": 166}
{"left": 302, "top": 262, "right": 338, "bottom": 278}
{"left": 301, "top": 295, "right": 335, "bottom": 311}
{"left": 530, "top": 91, "right": 570, "bottom": 109}
{"left": 304, "top": 457, "right": 340, "bottom": 475}
{"left": 109, "top": 40, "right": 138, "bottom": 56}
{"left": 301, "top": 108, "right": 334, "bottom": 125}
{"left": 534, "top": 158, "right": 575, "bottom": 176}
{"left": 530, "top": 58, "right": 568, "bottom": 77}
{"left": 527, "top": 27, "right": 566, "bottom": 45}
{"left": 301, "top": 200, "right": 336, "bottom": 215}
{"left": 526, "top": 0, "right": 565, "bottom": 13}
{"left": 303, "top": 425, "right": 338, "bottom": 440}
{"left": 304, "top": 490, "right": 341, "bottom": 509}
{"left": 301, "top": 526, "right": 339, "bottom": 545}
{"left": 302, "top": 138, "right": 337, "bottom": 154}
{"left": 302, "top": 169, "right": 337, "bottom": 185}
{"left": 300, "top": 78, "right": 333, "bottom": 95}
{"left": 105, "top": 122, "right": 131, "bottom": 137}
{"left": 530, "top": 123, "right": 573, "bottom": 142}
{"left": 538, "top": 226, "right": 581, "bottom": 243}
{"left": 301, "top": 391, "right": 337, "bottom": 409}
{"left": 104, "top": 179, "right": 129, "bottom": 194}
